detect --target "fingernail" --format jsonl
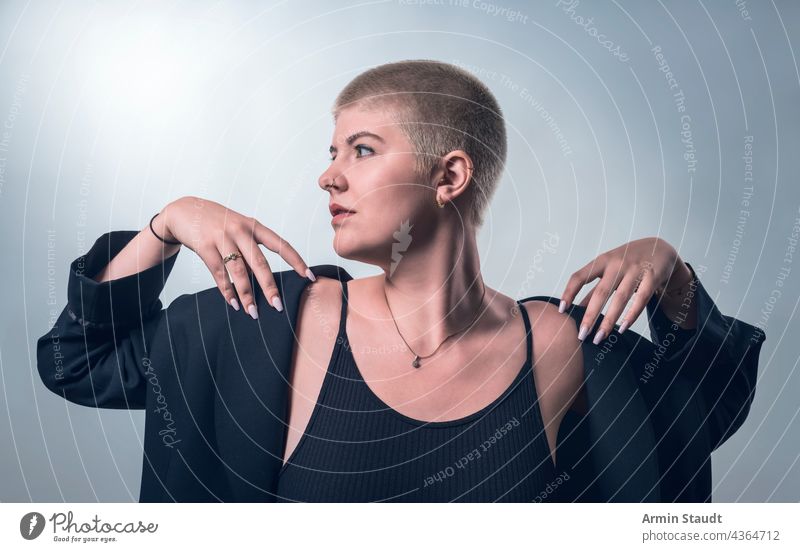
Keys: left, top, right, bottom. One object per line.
{"left": 592, "top": 329, "right": 606, "bottom": 345}
{"left": 619, "top": 319, "right": 629, "bottom": 334}
{"left": 248, "top": 304, "right": 258, "bottom": 319}
{"left": 578, "top": 325, "right": 588, "bottom": 341}
{"left": 272, "top": 296, "right": 284, "bottom": 312}
{"left": 306, "top": 268, "right": 317, "bottom": 282}
{"left": 230, "top": 298, "right": 240, "bottom": 311}
{"left": 559, "top": 300, "right": 566, "bottom": 314}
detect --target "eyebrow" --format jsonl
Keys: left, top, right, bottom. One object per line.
{"left": 329, "top": 130, "right": 385, "bottom": 155}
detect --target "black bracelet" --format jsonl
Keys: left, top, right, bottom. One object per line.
{"left": 150, "top": 212, "right": 181, "bottom": 245}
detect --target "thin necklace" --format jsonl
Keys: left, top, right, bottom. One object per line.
{"left": 381, "top": 279, "right": 488, "bottom": 368}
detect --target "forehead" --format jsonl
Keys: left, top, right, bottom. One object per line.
{"left": 331, "top": 104, "right": 408, "bottom": 144}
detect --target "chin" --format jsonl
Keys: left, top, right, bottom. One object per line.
{"left": 332, "top": 227, "right": 392, "bottom": 268}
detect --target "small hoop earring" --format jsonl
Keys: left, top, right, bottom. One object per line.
{"left": 435, "top": 178, "right": 446, "bottom": 208}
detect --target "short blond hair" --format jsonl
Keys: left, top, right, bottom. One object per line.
{"left": 333, "top": 59, "right": 507, "bottom": 228}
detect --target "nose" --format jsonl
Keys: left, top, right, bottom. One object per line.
{"left": 318, "top": 167, "right": 346, "bottom": 191}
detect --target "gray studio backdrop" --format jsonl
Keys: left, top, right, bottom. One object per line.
{"left": 1, "top": 0, "right": 798, "bottom": 501}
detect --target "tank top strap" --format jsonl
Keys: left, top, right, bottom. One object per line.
{"left": 337, "top": 279, "right": 350, "bottom": 338}
{"left": 516, "top": 300, "right": 533, "bottom": 368}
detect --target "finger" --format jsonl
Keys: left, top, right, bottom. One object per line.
{"left": 578, "top": 286, "right": 595, "bottom": 307}
{"left": 196, "top": 242, "right": 239, "bottom": 311}
{"left": 222, "top": 245, "right": 261, "bottom": 319}
{"left": 561, "top": 258, "right": 605, "bottom": 313}
{"left": 618, "top": 269, "right": 658, "bottom": 334}
{"left": 578, "top": 268, "right": 624, "bottom": 341}
{"left": 235, "top": 235, "right": 283, "bottom": 313}
{"left": 594, "top": 271, "right": 640, "bottom": 341}
{"left": 251, "top": 220, "right": 314, "bottom": 281}
{"left": 218, "top": 228, "right": 262, "bottom": 318}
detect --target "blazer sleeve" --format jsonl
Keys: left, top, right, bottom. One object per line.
{"left": 637, "top": 261, "right": 767, "bottom": 452}
{"left": 36, "top": 230, "right": 180, "bottom": 409}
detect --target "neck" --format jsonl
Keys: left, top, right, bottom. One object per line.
{"left": 378, "top": 221, "right": 490, "bottom": 353}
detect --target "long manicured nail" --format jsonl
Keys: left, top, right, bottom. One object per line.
{"left": 559, "top": 300, "right": 566, "bottom": 314}
{"left": 230, "top": 298, "right": 240, "bottom": 311}
{"left": 619, "top": 319, "right": 629, "bottom": 334}
{"left": 592, "top": 329, "right": 606, "bottom": 345}
{"left": 272, "top": 296, "right": 283, "bottom": 312}
{"left": 306, "top": 268, "right": 317, "bottom": 282}
{"left": 248, "top": 304, "right": 258, "bottom": 319}
{"left": 578, "top": 325, "right": 589, "bottom": 341}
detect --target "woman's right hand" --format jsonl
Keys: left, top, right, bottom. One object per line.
{"left": 155, "top": 196, "right": 316, "bottom": 319}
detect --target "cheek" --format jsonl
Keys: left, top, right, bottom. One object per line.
{"left": 349, "top": 155, "right": 431, "bottom": 226}
{"left": 364, "top": 185, "right": 429, "bottom": 232}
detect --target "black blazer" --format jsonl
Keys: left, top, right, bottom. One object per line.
{"left": 36, "top": 230, "right": 767, "bottom": 502}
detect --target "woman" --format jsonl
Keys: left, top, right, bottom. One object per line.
{"left": 37, "top": 60, "right": 766, "bottom": 502}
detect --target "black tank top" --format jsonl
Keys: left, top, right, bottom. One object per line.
{"left": 275, "top": 280, "right": 558, "bottom": 502}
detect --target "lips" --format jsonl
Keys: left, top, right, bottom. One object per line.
{"left": 331, "top": 211, "right": 355, "bottom": 225}
{"left": 329, "top": 202, "right": 356, "bottom": 217}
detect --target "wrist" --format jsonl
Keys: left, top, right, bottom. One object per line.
{"left": 663, "top": 261, "right": 695, "bottom": 296}
{"left": 150, "top": 210, "right": 180, "bottom": 245}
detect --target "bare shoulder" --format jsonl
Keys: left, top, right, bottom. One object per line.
{"left": 284, "top": 276, "right": 347, "bottom": 465}
{"left": 520, "top": 300, "right": 587, "bottom": 416}
{"left": 296, "top": 276, "right": 345, "bottom": 335}
{"left": 289, "top": 275, "right": 345, "bottom": 397}
{"left": 520, "top": 299, "right": 580, "bottom": 345}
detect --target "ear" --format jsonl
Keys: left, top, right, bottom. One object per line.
{"left": 432, "top": 150, "right": 474, "bottom": 204}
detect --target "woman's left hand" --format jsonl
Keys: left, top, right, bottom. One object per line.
{"left": 559, "top": 237, "right": 693, "bottom": 344}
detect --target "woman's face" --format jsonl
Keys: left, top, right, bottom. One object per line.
{"left": 319, "top": 104, "right": 437, "bottom": 269}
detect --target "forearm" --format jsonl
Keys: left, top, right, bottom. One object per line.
{"left": 94, "top": 210, "right": 180, "bottom": 283}
{"left": 37, "top": 226, "right": 183, "bottom": 408}
{"left": 635, "top": 258, "right": 766, "bottom": 453}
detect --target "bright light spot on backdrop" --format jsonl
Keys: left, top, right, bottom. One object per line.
{"left": 76, "top": 11, "right": 239, "bottom": 130}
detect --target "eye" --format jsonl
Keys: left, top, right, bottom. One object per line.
{"left": 354, "top": 144, "right": 375, "bottom": 158}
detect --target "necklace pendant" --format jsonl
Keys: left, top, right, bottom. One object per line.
{"left": 412, "top": 355, "right": 421, "bottom": 368}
